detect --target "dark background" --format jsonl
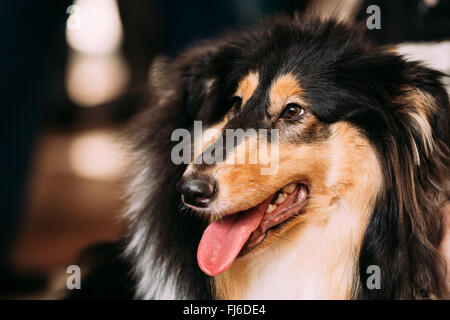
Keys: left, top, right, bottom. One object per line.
{"left": 1, "top": 0, "right": 449, "bottom": 298}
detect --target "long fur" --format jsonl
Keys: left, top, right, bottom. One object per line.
{"left": 123, "top": 15, "right": 450, "bottom": 299}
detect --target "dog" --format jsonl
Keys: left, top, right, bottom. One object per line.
{"left": 121, "top": 15, "right": 450, "bottom": 300}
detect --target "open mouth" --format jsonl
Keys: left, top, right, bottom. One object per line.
{"left": 197, "top": 183, "right": 309, "bottom": 276}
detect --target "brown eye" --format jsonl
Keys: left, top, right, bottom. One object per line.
{"left": 281, "top": 103, "right": 305, "bottom": 119}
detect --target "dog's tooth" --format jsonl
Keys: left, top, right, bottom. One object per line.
{"left": 282, "top": 183, "right": 296, "bottom": 194}
{"left": 275, "top": 193, "right": 287, "bottom": 204}
{"left": 266, "top": 204, "right": 277, "bottom": 213}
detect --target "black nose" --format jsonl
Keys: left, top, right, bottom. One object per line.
{"left": 177, "top": 173, "right": 216, "bottom": 208}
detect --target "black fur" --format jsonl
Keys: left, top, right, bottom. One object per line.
{"left": 120, "top": 15, "right": 449, "bottom": 299}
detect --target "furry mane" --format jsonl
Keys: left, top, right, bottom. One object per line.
{"left": 122, "top": 15, "right": 450, "bottom": 300}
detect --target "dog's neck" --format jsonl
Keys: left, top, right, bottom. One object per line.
{"left": 213, "top": 199, "right": 370, "bottom": 299}
{"left": 213, "top": 124, "right": 382, "bottom": 299}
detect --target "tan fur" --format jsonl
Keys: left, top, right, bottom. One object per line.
{"left": 199, "top": 73, "right": 321, "bottom": 215}
{"left": 235, "top": 72, "right": 259, "bottom": 106}
{"left": 268, "top": 73, "right": 306, "bottom": 118}
{"left": 212, "top": 122, "right": 383, "bottom": 299}
{"left": 192, "top": 71, "right": 261, "bottom": 162}
{"left": 183, "top": 73, "right": 383, "bottom": 298}
{"left": 198, "top": 120, "right": 228, "bottom": 156}
{"left": 399, "top": 86, "right": 437, "bottom": 157}
{"left": 203, "top": 120, "right": 326, "bottom": 215}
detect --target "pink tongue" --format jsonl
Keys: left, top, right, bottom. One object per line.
{"left": 197, "top": 199, "right": 270, "bottom": 276}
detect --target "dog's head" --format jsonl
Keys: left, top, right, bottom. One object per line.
{"left": 144, "top": 16, "right": 449, "bottom": 298}
{"left": 171, "top": 16, "right": 450, "bottom": 279}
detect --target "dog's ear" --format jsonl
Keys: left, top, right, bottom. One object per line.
{"left": 147, "top": 46, "right": 223, "bottom": 118}
{"left": 173, "top": 43, "right": 230, "bottom": 118}
{"left": 397, "top": 63, "right": 450, "bottom": 160}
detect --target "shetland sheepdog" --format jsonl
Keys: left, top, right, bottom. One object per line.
{"left": 122, "top": 15, "right": 450, "bottom": 300}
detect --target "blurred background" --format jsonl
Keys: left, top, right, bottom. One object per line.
{"left": 0, "top": 0, "right": 449, "bottom": 299}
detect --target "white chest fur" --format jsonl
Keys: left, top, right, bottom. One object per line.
{"left": 215, "top": 202, "right": 368, "bottom": 299}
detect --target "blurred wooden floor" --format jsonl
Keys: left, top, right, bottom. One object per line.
{"left": 10, "top": 130, "right": 128, "bottom": 277}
